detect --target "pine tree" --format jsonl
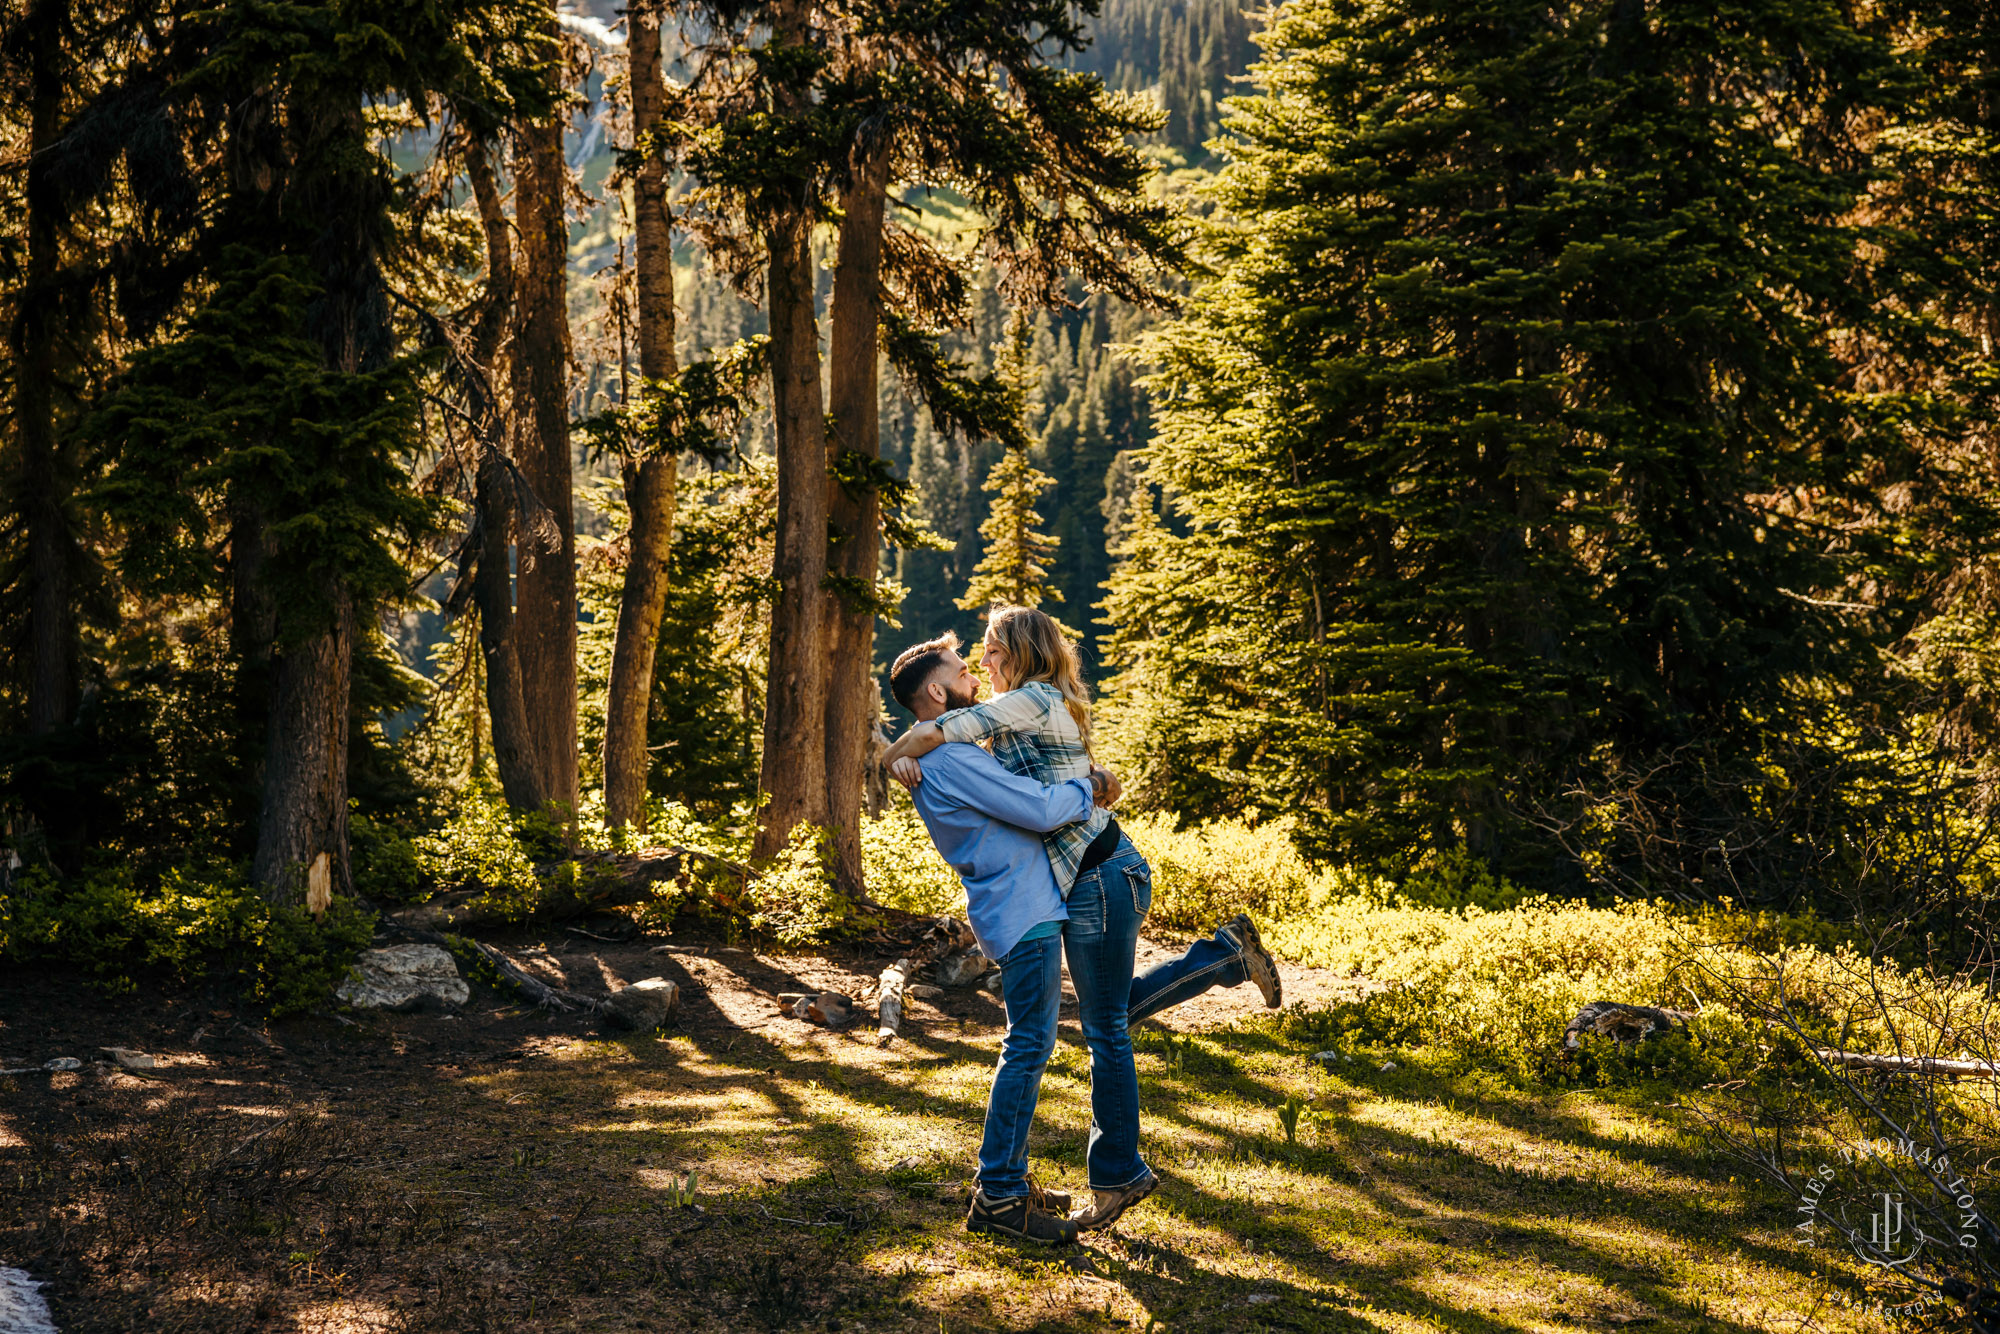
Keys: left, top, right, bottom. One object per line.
{"left": 1106, "top": 0, "right": 1989, "bottom": 877}
{"left": 87, "top": 0, "right": 556, "bottom": 900}
{"left": 957, "top": 315, "right": 1070, "bottom": 631}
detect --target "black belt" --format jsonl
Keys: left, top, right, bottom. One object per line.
{"left": 1076, "top": 817, "right": 1124, "bottom": 877}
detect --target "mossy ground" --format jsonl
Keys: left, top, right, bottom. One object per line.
{"left": 0, "top": 933, "right": 1896, "bottom": 1333}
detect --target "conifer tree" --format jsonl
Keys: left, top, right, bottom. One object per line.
{"left": 1109, "top": 0, "right": 1991, "bottom": 874}
{"left": 600, "top": 0, "right": 679, "bottom": 833}
{"left": 680, "top": 0, "right": 1179, "bottom": 872}
{"left": 87, "top": 0, "right": 555, "bottom": 900}
{"left": 957, "top": 314, "right": 1068, "bottom": 627}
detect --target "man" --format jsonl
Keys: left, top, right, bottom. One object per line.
{"left": 886, "top": 633, "right": 1281, "bottom": 1244}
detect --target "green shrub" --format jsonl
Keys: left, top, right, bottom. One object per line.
{"left": 1394, "top": 845, "right": 1537, "bottom": 911}
{"left": 411, "top": 782, "right": 542, "bottom": 914}
{"left": 747, "top": 825, "right": 856, "bottom": 947}
{"left": 349, "top": 813, "right": 423, "bottom": 903}
{"left": 859, "top": 808, "right": 965, "bottom": 917}
{"left": 2, "top": 859, "right": 373, "bottom": 1017}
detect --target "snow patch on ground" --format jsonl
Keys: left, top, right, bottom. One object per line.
{"left": 0, "top": 1268, "right": 56, "bottom": 1334}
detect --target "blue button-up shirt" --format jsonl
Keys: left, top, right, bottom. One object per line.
{"left": 909, "top": 742, "right": 1095, "bottom": 961}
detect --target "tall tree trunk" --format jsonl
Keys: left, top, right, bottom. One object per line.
{"left": 510, "top": 84, "right": 580, "bottom": 824}
{"left": 602, "top": 0, "right": 679, "bottom": 831}
{"left": 250, "top": 94, "right": 384, "bottom": 901}
{"left": 822, "top": 150, "right": 892, "bottom": 894}
{"left": 230, "top": 502, "right": 277, "bottom": 848}
{"left": 475, "top": 456, "right": 550, "bottom": 810}
{"left": 463, "top": 135, "right": 550, "bottom": 810}
{"left": 751, "top": 0, "right": 831, "bottom": 861}
{"left": 18, "top": 0, "right": 73, "bottom": 735}
{"left": 252, "top": 589, "right": 353, "bottom": 903}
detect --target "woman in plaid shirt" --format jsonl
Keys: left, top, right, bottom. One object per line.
{"left": 882, "top": 605, "right": 1109, "bottom": 895}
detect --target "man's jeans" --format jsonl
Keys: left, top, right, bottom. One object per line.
{"left": 976, "top": 931, "right": 1062, "bottom": 1199}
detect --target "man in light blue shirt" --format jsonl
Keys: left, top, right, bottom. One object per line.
{"left": 904, "top": 741, "right": 1099, "bottom": 962}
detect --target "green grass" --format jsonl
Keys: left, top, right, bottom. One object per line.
{"left": 424, "top": 1008, "right": 1887, "bottom": 1331}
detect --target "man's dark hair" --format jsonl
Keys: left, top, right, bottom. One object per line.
{"left": 889, "top": 631, "right": 961, "bottom": 713}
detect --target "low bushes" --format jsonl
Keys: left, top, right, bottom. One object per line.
{"left": 2, "top": 860, "right": 374, "bottom": 1017}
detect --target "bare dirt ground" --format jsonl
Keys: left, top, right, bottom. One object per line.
{"left": 0, "top": 917, "right": 1378, "bottom": 1334}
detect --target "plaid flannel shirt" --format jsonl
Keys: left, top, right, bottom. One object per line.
{"left": 936, "top": 680, "right": 1108, "bottom": 894}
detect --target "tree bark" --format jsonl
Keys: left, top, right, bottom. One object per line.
{"left": 602, "top": 0, "right": 679, "bottom": 831}
{"left": 753, "top": 206, "right": 832, "bottom": 858}
{"left": 510, "top": 83, "right": 580, "bottom": 825}
{"left": 252, "top": 589, "right": 354, "bottom": 902}
{"left": 822, "top": 150, "right": 892, "bottom": 894}
{"left": 250, "top": 93, "right": 381, "bottom": 901}
{"left": 18, "top": 0, "right": 73, "bottom": 736}
{"left": 462, "top": 135, "right": 550, "bottom": 811}
{"left": 475, "top": 456, "right": 550, "bottom": 810}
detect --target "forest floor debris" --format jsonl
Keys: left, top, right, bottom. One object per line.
{"left": 0, "top": 919, "right": 1888, "bottom": 1332}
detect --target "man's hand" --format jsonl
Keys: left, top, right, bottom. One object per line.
{"left": 891, "top": 756, "right": 924, "bottom": 792}
{"left": 1088, "top": 764, "right": 1123, "bottom": 808}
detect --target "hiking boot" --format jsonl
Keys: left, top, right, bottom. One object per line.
{"left": 1027, "top": 1174, "right": 1072, "bottom": 1216}
{"left": 1222, "top": 913, "right": 1282, "bottom": 1008}
{"left": 967, "top": 1189, "right": 1079, "bottom": 1245}
{"left": 1070, "top": 1170, "right": 1159, "bottom": 1232}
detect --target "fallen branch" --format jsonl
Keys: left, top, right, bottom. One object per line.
{"left": 1814, "top": 1049, "right": 2000, "bottom": 1079}
{"left": 874, "top": 916, "right": 986, "bottom": 1045}
{"left": 876, "top": 958, "right": 912, "bottom": 1047}
{"left": 393, "top": 927, "right": 608, "bottom": 1016}
{"left": 389, "top": 845, "right": 726, "bottom": 931}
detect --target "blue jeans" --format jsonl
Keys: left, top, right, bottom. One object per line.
{"left": 1129, "top": 922, "right": 1251, "bottom": 1025}
{"left": 975, "top": 931, "right": 1063, "bottom": 1198}
{"left": 1063, "top": 839, "right": 1153, "bottom": 1190}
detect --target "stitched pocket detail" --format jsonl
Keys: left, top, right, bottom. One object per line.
{"left": 1124, "top": 862, "right": 1153, "bottom": 918}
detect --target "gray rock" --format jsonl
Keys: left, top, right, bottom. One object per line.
{"left": 932, "top": 950, "right": 992, "bottom": 989}
{"left": 336, "top": 945, "right": 468, "bottom": 1012}
{"left": 101, "top": 1047, "right": 155, "bottom": 1070}
{"left": 607, "top": 977, "right": 680, "bottom": 1030}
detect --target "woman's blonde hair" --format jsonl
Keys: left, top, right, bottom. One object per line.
{"left": 983, "top": 605, "right": 1092, "bottom": 753}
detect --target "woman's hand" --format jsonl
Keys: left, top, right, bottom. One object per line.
{"left": 891, "top": 757, "right": 924, "bottom": 791}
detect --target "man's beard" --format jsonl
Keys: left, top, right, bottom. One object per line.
{"left": 941, "top": 684, "right": 978, "bottom": 712}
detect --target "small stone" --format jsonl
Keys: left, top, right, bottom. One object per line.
{"left": 336, "top": 945, "right": 469, "bottom": 1012}
{"left": 932, "top": 951, "right": 991, "bottom": 989}
{"left": 1379, "top": 1060, "right": 1398, "bottom": 1072}
{"left": 1248, "top": 1293, "right": 1279, "bottom": 1306}
{"left": 889, "top": 1155, "right": 925, "bottom": 1173}
{"left": 101, "top": 1048, "right": 155, "bottom": 1070}
{"left": 1311, "top": 1050, "right": 1340, "bottom": 1065}
{"left": 905, "top": 984, "right": 945, "bottom": 1002}
{"left": 43, "top": 1057, "right": 79, "bottom": 1072}
{"left": 606, "top": 978, "right": 680, "bottom": 1031}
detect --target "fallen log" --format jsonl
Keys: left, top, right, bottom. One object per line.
{"left": 873, "top": 916, "right": 984, "bottom": 1046}
{"left": 1814, "top": 1049, "right": 2000, "bottom": 1079}
{"left": 388, "top": 846, "right": 727, "bottom": 931}
{"left": 392, "top": 927, "right": 608, "bottom": 1016}
{"left": 876, "top": 958, "right": 912, "bottom": 1047}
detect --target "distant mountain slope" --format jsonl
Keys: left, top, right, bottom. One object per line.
{"left": 1068, "top": 0, "right": 1260, "bottom": 161}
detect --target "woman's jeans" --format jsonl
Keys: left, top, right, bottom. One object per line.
{"left": 1063, "top": 838, "right": 1153, "bottom": 1191}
